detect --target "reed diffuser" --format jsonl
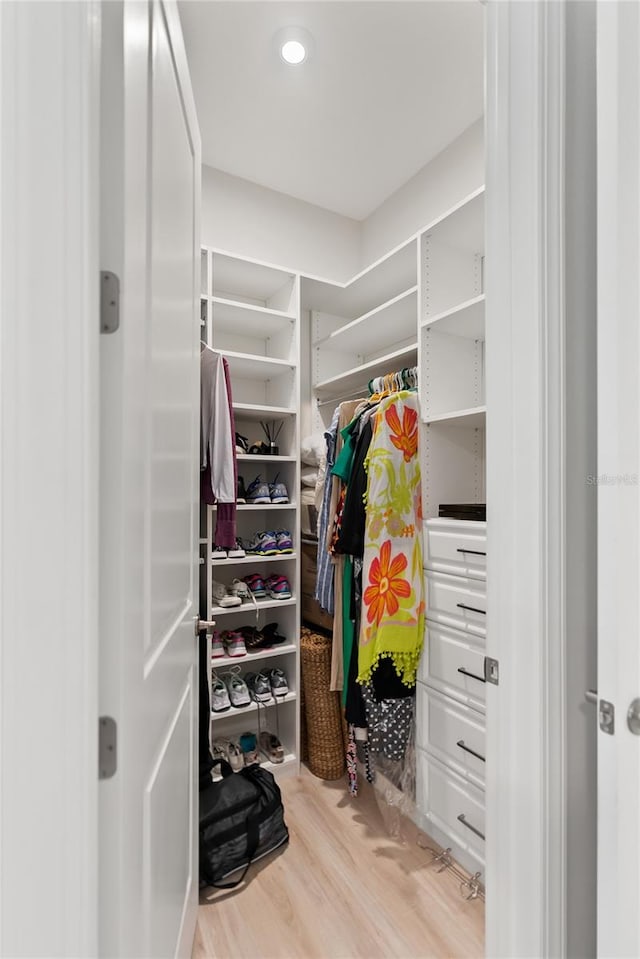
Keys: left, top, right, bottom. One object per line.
{"left": 261, "top": 420, "right": 283, "bottom": 456}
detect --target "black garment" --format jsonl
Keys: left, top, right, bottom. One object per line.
{"left": 336, "top": 418, "right": 373, "bottom": 559}
{"left": 345, "top": 561, "right": 367, "bottom": 726}
{"left": 371, "top": 656, "right": 415, "bottom": 701}
{"left": 199, "top": 632, "right": 215, "bottom": 790}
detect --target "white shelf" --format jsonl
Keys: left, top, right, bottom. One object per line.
{"left": 211, "top": 553, "right": 297, "bottom": 566}
{"left": 219, "top": 351, "right": 294, "bottom": 379}
{"left": 314, "top": 342, "right": 418, "bottom": 400}
{"left": 210, "top": 596, "right": 297, "bottom": 616}
{"left": 315, "top": 286, "right": 418, "bottom": 355}
{"left": 212, "top": 296, "right": 295, "bottom": 337}
{"left": 423, "top": 187, "right": 485, "bottom": 255}
{"left": 212, "top": 252, "right": 294, "bottom": 303}
{"left": 262, "top": 753, "right": 297, "bottom": 773}
{"left": 211, "top": 643, "right": 297, "bottom": 669}
{"left": 302, "top": 237, "right": 417, "bottom": 318}
{"left": 425, "top": 406, "right": 486, "bottom": 428}
{"left": 422, "top": 294, "right": 485, "bottom": 339}
{"left": 208, "top": 503, "right": 296, "bottom": 512}
{"left": 233, "top": 403, "right": 296, "bottom": 417}
{"left": 236, "top": 454, "right": 296, "bottom": 463}
{"left": 210, "top": 691, "right": 297, "bottom": 720}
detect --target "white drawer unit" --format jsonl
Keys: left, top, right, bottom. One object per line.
{"left": 424, "top": 518, "right": 487, "bottom": 581}
{"left": 419, "top": 621, "right": 486, "bottom": 713}
{"left": 416, "top": 749, "right": 485, "bottom": 868}
{"left": 425, "top": 569, "right": 487, "bottom": 637}
{"left": 417, "top": 684, "right": 486, "bottom": 789}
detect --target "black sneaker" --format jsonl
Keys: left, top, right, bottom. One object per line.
{"left": 237, "top": 476, "right": 247, "bottom": 504}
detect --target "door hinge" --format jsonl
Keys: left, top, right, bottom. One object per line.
{"left": 100, "top": 270, "right": 120, "bottom": 334}
{"left": 99, "top": 716, "right": 118, "bottom": 779}
{"left": 484, "top": 656, "right": 499, "bottom": 685}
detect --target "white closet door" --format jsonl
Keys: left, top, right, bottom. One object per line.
{"left": 597, "top": 3, "right": 640, "bottom": 955}
{"left": 99, "top": 2, "right": 201, "bottom": 957}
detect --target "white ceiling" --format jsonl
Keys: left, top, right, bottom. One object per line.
{"left": 179, "top": 2, "right": 484, "bottom": 220}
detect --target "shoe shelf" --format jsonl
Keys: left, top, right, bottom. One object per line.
{"left": 211, "top": 690, "right": 297, "bottom": 720}
{"left": 236, "top": 454, "right": 296, "bottom": 463}
{"left": 210, "top": 596, "right": 297, "bottom": 617}
{"left": 211, "top": 643, "right": 297, "bottom": 669}
{"left": 211, "top": 553, "right": 297, "bottom": 566}
{"left": 261, "top": 753, "right": 297, "bottom": 773}
{"left": 202, "top": 245, "right": 302, "bottom": 777}
{"left": 208, "top": 503, "right": 297, "bottom": 511}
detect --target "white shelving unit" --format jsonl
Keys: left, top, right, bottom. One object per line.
{"left": 414, "top": 187, "right": 488, "bottom": 881}
{"left": 303, "top": 237, "right": 419, "bottom": 428}
{"left": 200, "top": 245, "right": 301, "bottom": 779}
{"left": 418, "top": 188, "right": 486, "bottom": 520}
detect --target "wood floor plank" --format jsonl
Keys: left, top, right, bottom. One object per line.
{"left": 194, "top": 767, "right": 484, "bottom": 959}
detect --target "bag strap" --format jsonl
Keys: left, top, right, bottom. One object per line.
{"left": 204, "top": 813, "right": 260, "bottom": 890}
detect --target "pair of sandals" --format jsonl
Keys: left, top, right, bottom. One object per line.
{"left": 238, "top": 622, "right": 286, "bottom": 650}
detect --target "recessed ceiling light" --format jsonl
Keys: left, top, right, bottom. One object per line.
{"left": 281, "top": 39, "right": 306, "bottom": 65}
{"left": 274, "top": 27, "right": 314, "bottom": 66}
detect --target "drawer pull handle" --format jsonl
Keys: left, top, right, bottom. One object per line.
{"left": 456, "top": 603, "right": 486, "bottom": 615}
{"left": 456, "top": 548, "right": 486, "bottom": 556}
{"left": 457, "top": 813, "right": 485, "bottom": 841}
{"left": 457, "top": 739, "right": 486, "bottom": 763}
{"left": 457, "top": 666, "right": 486, "bottom": 684}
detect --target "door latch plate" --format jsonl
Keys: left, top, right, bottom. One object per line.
{"left": 484, "top": 656, "right": 499, "bottom": 685}
{"left": 599, "top": 699, "right": 615, "bottom": 735}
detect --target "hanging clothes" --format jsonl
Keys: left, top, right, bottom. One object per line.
{"left": 315, "top": 406, "right": 340, "bottom": 614}
{"left": 358, "top": 391, "right": 424, "bottom": 686}
{"left": 326, "top": 399, "right": 362, "bottom": 691}
{"left": 200, "top": 345, "right": 237, "bottom": 547}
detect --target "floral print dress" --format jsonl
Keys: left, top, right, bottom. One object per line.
{"left": 357, "top": 391, "right": 425, "bottom": 686}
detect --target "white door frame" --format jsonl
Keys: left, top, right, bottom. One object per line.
{"left": 0, "top": 2, "right": 100, "bottom": 956}
{"left": 0, "top": 2, "right": 600, "bottom": 956}
{"left": 486, "top": 2, "right": 597, "bottom": 956}
{"left": 596, "top": 4, "right": 640, "bottom": 955}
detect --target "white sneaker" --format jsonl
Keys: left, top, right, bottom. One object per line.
{"left": 211, "top": 672, "right": 231, "bottom": 712}
{"left": 212, "top": 580, "right": 242, "bottom": 608}
{"left": 227, "top": 539, "right": 246, "bottom": 559}
{"left": 223, "top": 666, "right": 251, "bottom": 708}
{"left": 212, "top": 546, "right": 228, "bottom": 562}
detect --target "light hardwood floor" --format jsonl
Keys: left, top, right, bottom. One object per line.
{"left": 194, "top": 767, "right": 484, "bottom": 959}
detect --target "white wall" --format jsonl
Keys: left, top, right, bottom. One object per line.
{"left": 201, "top": 120, "right": 484, "bottom": 282}
{"left": 359, "top": 119, "right": 484, "bottom": 267}
{"left": 201, "top": 166, "right": 360, "bottom": 281}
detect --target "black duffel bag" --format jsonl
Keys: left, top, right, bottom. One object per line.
{"left": 199, "top": 760, "right": 289, "bottom": 889}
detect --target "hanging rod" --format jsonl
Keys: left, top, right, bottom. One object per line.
{"left": 316, "top": 388, "right": 369, "bottom": 408}
{"left": 416, "top": 838, "right": 485, "bottom": 902}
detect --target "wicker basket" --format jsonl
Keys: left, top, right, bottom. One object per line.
{"left": 300, "top": 627, "right": 346, "bottom": 781}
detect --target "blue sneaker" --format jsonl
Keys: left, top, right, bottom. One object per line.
{"left": 269, "top": 479, "right": 289, "bottom": 504}
{"left": 246, "top": 530, "right": 278, "bottom": 556}
{"left": 246, "top": 476, "right": 271, "bottom": 505}
{"left": 275, "top": 529, "right": 294, "bottom": 554}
